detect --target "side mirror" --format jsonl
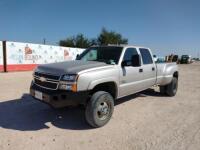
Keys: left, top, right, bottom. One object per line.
{"left": 121, "top": 61, "right": 127, "bottom": 67}
{"left": 131, "top": 54, "right": 141, "bottom": 67}
{"left": 76, "top": 54, "right": 80, "bottom": 60}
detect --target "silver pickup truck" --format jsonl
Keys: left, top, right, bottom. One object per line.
{"left": 30, "top": 45, "right": 178, "bottom": 127}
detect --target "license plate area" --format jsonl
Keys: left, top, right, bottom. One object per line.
{"left": 35, "top": 91, "right": 43, "bottom": 100}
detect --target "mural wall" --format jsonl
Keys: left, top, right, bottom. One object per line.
{"left": 0, "top": 41, "right": 85, "bottom": 71}
{"left": 6, "top": 41, "right": 85, "bottom": 64}
{"left": 0, "top": 41, "right": 3, "bottom": 71}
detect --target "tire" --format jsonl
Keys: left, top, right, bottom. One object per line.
{"left": 159, "top": 86, "right": 166, "bottom": 94}
{"left": 166, "top": 77, "right": 178, "bottom": 96}
{"left": 160, "top": 77, "right": 178, "bottom": 96}
{"left": 85, "top": 91, "right": 114, "bottom": 128}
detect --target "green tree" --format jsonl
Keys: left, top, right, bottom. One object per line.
{"left": 89, "top": 38, "right": 98, "bottom": 46}
{"left": 59, "top": 28, "right": 128, "bottom": 48}
{"left": 59, "top": 37, "right": 75, "bottom": 47}
{"left": 97, "top": 28, "right": 128, "bottom": 45}
{"left": 59, "top": 34, "right": 91, "bottom": 48}
{"left": 75, "top": 34, "right": 91, "bottom": 48}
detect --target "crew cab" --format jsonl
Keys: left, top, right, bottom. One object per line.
{"left": 30, "top": 45, "right": 178, "bottom": 127}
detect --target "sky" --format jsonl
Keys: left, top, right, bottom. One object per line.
{"left": 0, "top": 0, "right": 200, "bottom": 57}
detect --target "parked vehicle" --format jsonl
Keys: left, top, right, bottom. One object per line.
{"left": 165, "top": 54, "right": 179, "bottom": 64}
{"left": 180, "top": 55, "right": 191, "bottom": 64}
{"left": 30, "top": 45, "right": 179, "bottom": 127}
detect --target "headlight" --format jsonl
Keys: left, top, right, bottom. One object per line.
{"left": 61, "top": 74, "right": 77, "bottom": 81}
{"left": 59, "top": 74, "right": 78, "bottom": 92}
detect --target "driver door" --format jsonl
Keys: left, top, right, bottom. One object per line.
{"left": 119, "top": 48, "right": 144, "bottom": 97}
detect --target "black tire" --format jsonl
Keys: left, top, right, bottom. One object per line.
{"left": 85, "top": 91, "right": 114, "bottom": 128}
{"left": 159, "top": 86, "right": 166, "bottom": 94}
{"left": 160, "top": 77, "right": 178, "bottom": 96}
{"left": 166, "top": 77, "right": 178, "bottom": 96}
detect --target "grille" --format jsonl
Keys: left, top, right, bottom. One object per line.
{"left": 34, "top": 78, "right": 58, "bottom": 90}
{"left": 33, "top": 71, "right": 60, "bottom": 90}
{"left": 34, "top": 72, "right": 60, "bottom": 80}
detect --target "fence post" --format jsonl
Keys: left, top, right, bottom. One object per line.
{"left": 2, "top": 41, "right": 7, "bottom": 72}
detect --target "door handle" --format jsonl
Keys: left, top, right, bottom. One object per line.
{"left": 152, "top": 67, "right": 155, "bottom": 71}
{"left": 139, "top": 68, "right": 143, "bottom": 73}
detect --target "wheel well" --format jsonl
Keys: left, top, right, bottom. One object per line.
{"left": 173, "top": 71, "right": 178, "bottom": 78}
{"left": 90, "top": 82, "right": 117, "bottom": 99}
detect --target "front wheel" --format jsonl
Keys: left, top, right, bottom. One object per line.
{"left": 85, "top": 91, "right": 114, "bottom": 128}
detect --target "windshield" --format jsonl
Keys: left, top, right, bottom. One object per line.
{"left": 182, "top": 55, "right": 189, "bottom": 58}
{"left": 77, "top": 46, "right": 123, "bottom": 64}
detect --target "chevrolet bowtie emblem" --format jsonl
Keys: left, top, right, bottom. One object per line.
{"left": 39, "top": 77, "right": 46, "bottom": 82}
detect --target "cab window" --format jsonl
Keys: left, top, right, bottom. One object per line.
{"left": 123, "top": 48, "right": 138, "bottom": 66}
{"left": 139, "top": 48, "right": 153, "bottom": 64}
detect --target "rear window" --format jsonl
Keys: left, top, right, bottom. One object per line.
{"left": 139, "top": 48, "right": 153, "bottom": 64}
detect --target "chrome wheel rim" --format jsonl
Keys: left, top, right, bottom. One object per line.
{"left": 97, "top": 101, "right": 110, "bottom": 120}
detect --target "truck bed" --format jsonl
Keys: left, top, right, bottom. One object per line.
{"left": 156, "top": 62, "right": 178, "bottom": 86}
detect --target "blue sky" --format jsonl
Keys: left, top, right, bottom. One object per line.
{"left": 0, "top": 0, "right": 200, "bottom": 57}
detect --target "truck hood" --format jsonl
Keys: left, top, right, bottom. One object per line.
{"left": 35, "top": 60, "right": 109, "bottom": 75}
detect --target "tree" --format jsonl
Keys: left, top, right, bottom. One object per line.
{"left": 97, "top": 28, "right": 128, "bottom": 45}
{"left": 59, "top": 28, "right": 128, "bottom": 48}
{"left": 59, "top": 34, "right": 91, "bottom": 48}
{"left": 75, "top": 34, "right": 91, "bottom": 48}
{"left": 89, "top": 38, "right": 98, "bottom": 46}
{"left": 59, "top": 37, "right": 75, "bottom": 47}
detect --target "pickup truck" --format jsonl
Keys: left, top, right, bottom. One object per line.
{"left": 30, "top": 45, "right": 178, "bottom": 127}
{"left": 180, "top": 55, "right": 191, "bottom": 64}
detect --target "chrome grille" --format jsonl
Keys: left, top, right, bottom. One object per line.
{"left": 34, "top": 71, "right": 60, "bottom": 80}
{"left": 33, "top": 72, "right": 60, "bottom": 90}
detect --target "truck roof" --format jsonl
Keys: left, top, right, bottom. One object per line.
{"left": 91, "top": 44, "right": 150, "bottom": 49}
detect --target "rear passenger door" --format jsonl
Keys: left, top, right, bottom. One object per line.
{"left": 139, "top": 48, "right": 156, "bottom": 89}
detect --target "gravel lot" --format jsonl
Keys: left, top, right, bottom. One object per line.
{"left": 0, "top": 62, "right": 200, "bottom": 150}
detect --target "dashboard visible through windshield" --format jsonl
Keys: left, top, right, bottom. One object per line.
{"left": 77, "top": 46, "right": 123, "bottom": 64}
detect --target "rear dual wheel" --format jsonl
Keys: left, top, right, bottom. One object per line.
{"left": 160, "top": 77, "right": 178, "bottom": 96}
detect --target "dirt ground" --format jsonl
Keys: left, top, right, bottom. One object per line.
{"left": 0, "top": 62, "right": 199, "bottom": 150}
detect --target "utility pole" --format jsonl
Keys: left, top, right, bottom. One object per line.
{"left": 2, "top": 41, "right": 7, "bottom": 72}
{"left": 43, "top": 38, "right": 46, "bottom": 45}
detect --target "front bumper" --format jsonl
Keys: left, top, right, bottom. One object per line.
{"left": 181, "top": 59, "right": 188, "bottom": 64}
{"left": 30, "top": 82, "right": 89, "bottom": 108}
